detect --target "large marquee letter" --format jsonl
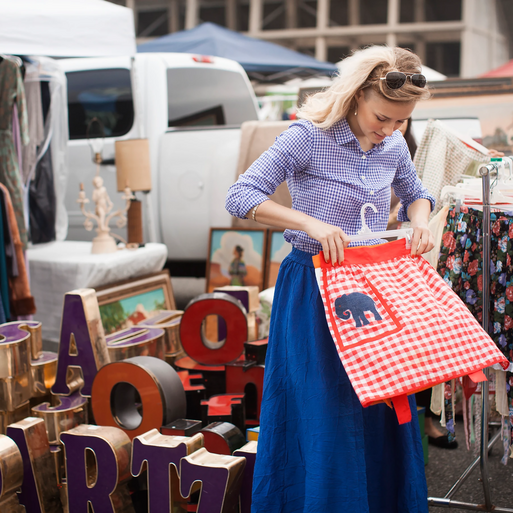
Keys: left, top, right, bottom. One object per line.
{"left": 7, "top": 417, "right": 62, "bottom": 513}
{"left": 91, "top": 356, "right": 186, "bottom": 439}
{"left": 52, "top": 289, "right": 109, "bottom": 397}
{"left": 0, "top": 434, "right": 24, "bottom": 512}
{"left": 106, "top": 326, "right": 166, "bottom": 362}
{"left": 132, "top": 429, "right": 203, "bottom": 512}
{"left": 233, "top": 441, "right": 258, "bottom": 513}
{"left": 60, "top": 425, "right": 134, "bottom": 513}
{"left": 180, "top": 448, "right": 246, "bottom": 513}
{"left": 180, "top": 293, "right": 247, "bottom": 365}
{"left": 31, "top": 391, "right": 88, "bottom": 445}
{"left": 0, "top": 321, "right": 42, "bottom": 410}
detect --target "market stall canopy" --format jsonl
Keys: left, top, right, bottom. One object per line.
{"left": 0, "top": 0, "right": 136, "bottom": 57}
{"left": 138, "top": 22, "right": 338, "bottom": 80}
{"left": 480, "top": 59, "right": 513, "bottom": 78}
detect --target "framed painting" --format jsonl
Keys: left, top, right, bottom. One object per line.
{"left": 95, "top": 270, "right": 176, "bottom": 335}
{"left": 206, "top": 227, "right": 267, "bottom": 293}
{"left": 264, "top": 230, "right": 292, "bottom": 289}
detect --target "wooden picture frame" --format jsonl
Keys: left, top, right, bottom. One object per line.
{"left": 206, "top": 227, "right": 267, "bottom": 293}
{"left": 264, "top": 229, "right": 293, "bottom": 289}
{"left": 94, "top": 270, "right": 176, "bottom": 335}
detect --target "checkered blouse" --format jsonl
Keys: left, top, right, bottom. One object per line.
{"left": 225, "top": 118, "right": 435, "bottom": 254}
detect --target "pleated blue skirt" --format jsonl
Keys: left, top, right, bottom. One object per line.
{"left": 251, "top": 248, "right": 428, "bottom": 513}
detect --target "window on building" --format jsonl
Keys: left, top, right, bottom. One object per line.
{"left": 298, "top": 0, "right": 317, "bottom": 28}
{"left": 400, "top": 0, "right": 414, "bottom": 23}
{"left": 426, "top": 42, "right": 461, "bottom": 77}
{"left": 425, "top": 0, "right": 462, "bottom": 21}
{"left": 328, "top": 46, "right": 350, "bottom": 64}
{"left": 137, "top": 9, "right": 169, "bottom": 37}
{"left": 238, "top": 0, "right": 250, "bottom": 31}
{"left": 297, "top": 46, "right": 316, "bottom": 58}
{"left": 67, "top": 69, "right": 134, "bottom": 140}
{"left": 398, "top": 42, "right": 416, "bottom": 54}
{"left": 200, "top": 5, "right": 226, "bottom": 26}
{"left": 330, "top": 0, "right": 349, "bottom": 26}
{"left": 262, "top": 0, "right": 286, "bottom": 30}
{"left": 360, "top": 0, "right": 388, "bottom": 25}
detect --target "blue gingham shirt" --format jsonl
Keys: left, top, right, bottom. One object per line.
{"left": 225, "top": 118, "right": 435, "bottom": 254}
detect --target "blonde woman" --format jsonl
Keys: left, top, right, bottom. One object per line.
{"left": 226, "top": 46, "right": 435, "bottom": 512}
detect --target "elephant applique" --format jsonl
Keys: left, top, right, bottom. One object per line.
{"left": 334, "top": 292, "right": 383, "bottom": 328}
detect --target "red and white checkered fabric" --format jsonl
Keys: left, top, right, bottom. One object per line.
{"left": 313, "top": 239, "right": 509, "bottom": 422}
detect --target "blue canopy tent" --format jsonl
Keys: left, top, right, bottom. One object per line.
{"left": 138, "top": 22, "right": 338, "bottom": 81}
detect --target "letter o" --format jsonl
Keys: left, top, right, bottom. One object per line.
{"left": 180, "top": 293, "right": 247, "bottom": 365}
{"left": 91, "top": 356, "right": 186, "bottom": 439}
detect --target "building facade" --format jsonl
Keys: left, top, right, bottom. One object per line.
{"left": 113, "top": 0, "right": 512, "bottom": 78}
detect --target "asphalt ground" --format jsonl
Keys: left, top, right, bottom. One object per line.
{"left": 425, "top": 417, "right": 513, "bottom": 512}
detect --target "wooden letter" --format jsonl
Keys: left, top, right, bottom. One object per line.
{"left": 60, "top": 425, "right": 135, "bottom": 513}
{"left": 52, "top": 289, "right": 109, "bottom": 397}
{"left": 91, "top": 356, "right": 186, "bottom": 439}
{"left": 132, "top": 429, "right": 203, "bottom": 512}
{"left": 180, "top": 293, "right": 247, "bottom": 365}
{"left": 7, "top": 417, "right": 63, "bottom": 513}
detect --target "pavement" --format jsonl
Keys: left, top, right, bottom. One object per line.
{"left": 425, "top": 418, "right": 513, "bottom": 512}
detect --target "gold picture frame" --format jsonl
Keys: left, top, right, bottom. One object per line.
{"left": 94, "top": 270, "right": 176, "bottom": 335}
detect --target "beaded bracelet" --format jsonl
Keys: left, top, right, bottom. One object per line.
{"left": 252, "top": 203, "right": 261, "bottom": 221}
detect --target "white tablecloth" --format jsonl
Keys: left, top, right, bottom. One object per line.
{"left": 27, "top": 241, "right": 168, "bottom": 347}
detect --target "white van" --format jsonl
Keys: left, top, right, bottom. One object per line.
{"left": 61, "top": 52, "right": 259, "bottom": 274}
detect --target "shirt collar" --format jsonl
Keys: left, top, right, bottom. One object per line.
{"left": 332, "top": 117, "right": 387, "bottom": 152}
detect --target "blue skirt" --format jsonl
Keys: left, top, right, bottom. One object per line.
{"left": 251, "top": 248, "right": 428, "bottom": 513}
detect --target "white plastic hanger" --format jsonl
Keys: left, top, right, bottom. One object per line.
{"left": 349, "top": 203, "right": 413, "bottom": 243}
{"left": 441, "top": 158, "right": 513, "bottom": 206}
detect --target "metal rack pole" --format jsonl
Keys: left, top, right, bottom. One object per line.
{"left": 428, "top": 163, "right": 513, "bottom": 513}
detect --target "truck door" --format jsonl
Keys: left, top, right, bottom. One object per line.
{"left": 63, "top": 59, "right": 138, "bottom": 242}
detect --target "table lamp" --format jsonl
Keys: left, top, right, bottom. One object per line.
{"left": 115, "top": 139, "right": 152, "bottom": 245}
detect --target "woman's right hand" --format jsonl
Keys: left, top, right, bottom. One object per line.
{"left": 304, "top": 218, "right": 350, "bottom": 264}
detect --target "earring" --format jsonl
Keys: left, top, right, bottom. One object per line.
{"left": 354, "top": 108, "right": 358, "bottom": 116}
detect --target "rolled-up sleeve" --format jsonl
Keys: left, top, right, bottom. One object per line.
{"left": 225, "top": 121, "right": 313, "bottom": 219}
{"left": 392, "top": 140, "right": 435, "bottom": 222}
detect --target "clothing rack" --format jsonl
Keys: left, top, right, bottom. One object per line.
{"left": 428, "top": 162, "right": 513, "bottom": 512}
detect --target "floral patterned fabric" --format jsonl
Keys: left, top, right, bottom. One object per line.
{"left": 437, "top": 205, "right": 513, "bottom": 461}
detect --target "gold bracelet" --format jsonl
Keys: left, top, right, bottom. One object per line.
{"left": 252, "top": 203, "right": 261, "bottom": 221}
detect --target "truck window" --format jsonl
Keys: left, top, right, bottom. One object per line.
{"left": 167, "top": 68, "right": 257, "bottom": 127}
{"left": 66, "top": 69, "right": 134, "bottom": 139}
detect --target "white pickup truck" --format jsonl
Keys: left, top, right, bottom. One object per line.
{"left": 61, "top": 52, "right": 259, "bottom": 275}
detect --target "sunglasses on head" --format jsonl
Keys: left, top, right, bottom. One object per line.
{"left": 379, "top": 71, "right": 427, "bottom": 89}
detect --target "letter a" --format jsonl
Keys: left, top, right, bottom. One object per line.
{"left": 52, "top": 289, "right": 110, "bottom": 397}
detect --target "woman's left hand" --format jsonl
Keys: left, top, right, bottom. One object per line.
{"left": 410, "top": 222, "right": 434, "bottom": 256}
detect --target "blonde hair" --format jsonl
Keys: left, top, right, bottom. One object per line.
{"left": 297, "top": 45, "right": 431, "bottom": 129}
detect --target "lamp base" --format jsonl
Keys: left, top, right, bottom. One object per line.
{"left": 91, "top": 233, "right": 117, "bottom": 254}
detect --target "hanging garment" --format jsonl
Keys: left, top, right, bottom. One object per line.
{"left": 314, "top": 239, "right": 508, "bottom": 424}
{"left": 21, "top": 79, "right": 45, "bottom": 183}
{"left": 1, "top": 189, "right": 17, "bottom": 278}
{"left": 29, "top": 81, "right": 55, "bottom": 244}
{"left": 437, "top": 206, "right": 513, "bottom": 368}
{"left": 0, "top": 183, "right": 35, "bottom": 316}
{"left": 0, "top": 58, "right": 29, "bottom": 250}
{"left": 422, "top": 205, "right": 449, "bottom": 269}
{"left": 12, "top": 103, "right": 23, "bottom": 173}
{"left": 437, "top": 205, "right": 513, "bottom": 462}
{"left": 414, "top": 119, "right": 489, "bottom": 216}
{"left": 252, "top": 247, "right": 429, "bottom": 513}
{"left": 0, "top": 193, "right": 10, "bottom": 320}
{"left": 23, "top": 57, "right": 69, "bottom": 241}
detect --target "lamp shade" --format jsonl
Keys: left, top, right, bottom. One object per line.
{"left": 115, "top": 139, "right": 152, "bottom": 192}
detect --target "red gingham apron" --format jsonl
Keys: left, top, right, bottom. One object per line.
{"left": 313, "top": 239, "right": 509, "bottom": 424}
